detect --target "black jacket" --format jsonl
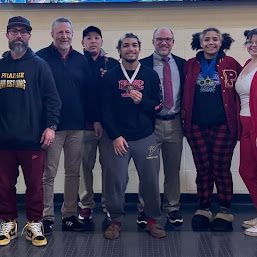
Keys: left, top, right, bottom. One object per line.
{"left": 0, "top": 48, "right": 61, "bottom": 150}
{"left": 37, "top": 44, "right": 97, "bottom": 130}
{"left": 84, "top": 50, "right": 119, "bottom": 80}
{"left": 84, "top": 50, "right": 119, "bottom": 125}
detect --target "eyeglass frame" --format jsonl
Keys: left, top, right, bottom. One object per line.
{"left": 7, "top": 28, "right": 31, "bottom": 36}
{"left": 154, "top": 37, "right": 174, "bottom": 43}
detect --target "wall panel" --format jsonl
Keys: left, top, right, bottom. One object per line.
{"left": 0, "top": 1, "right": 255, "bottom": 194}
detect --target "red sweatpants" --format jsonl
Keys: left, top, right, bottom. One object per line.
{"left": 0, "top": 150, "right": 45, "bottom": 221}
{"left": 239, "top": 116, "right": 257, "bottom": 210}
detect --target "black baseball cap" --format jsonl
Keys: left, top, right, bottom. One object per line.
{"left": 82, "top": 26, "right": 102, "bottom": 38}
{"left": 7, "top": 16, "right": 32, "bottom": 32}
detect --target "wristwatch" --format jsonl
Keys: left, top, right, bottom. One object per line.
{"left": 48, "top": 125, "right": 57, "bottom": 131}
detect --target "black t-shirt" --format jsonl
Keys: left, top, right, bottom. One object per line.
{"left": 192, "top": 68, "right": 226, "bottom": 126}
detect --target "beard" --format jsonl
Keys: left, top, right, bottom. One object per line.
{"left": 9, "top": 40, "right": 28, "bottom": 55}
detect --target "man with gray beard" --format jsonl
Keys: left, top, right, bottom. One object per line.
{"left": 8, "top": 31, "right": 28, "bottom": 55}
{"left": 0, "top": 16, "right": 61, "bottom": 247}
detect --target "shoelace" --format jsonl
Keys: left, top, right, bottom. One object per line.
{"left": 0, "top": 221, "right": 14, "bottom": 236}
{"left": 21, "top": 222, "right": 44, "bottom": 237}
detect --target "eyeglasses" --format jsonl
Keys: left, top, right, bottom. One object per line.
{"left": 8, "top": 29, "right": 30, "bottom": 36}
{"left": 155, "top": 37, "right": 173, "bottom": 43}
{"left": 246, "top": 41, "right": 257, "bottom": 46}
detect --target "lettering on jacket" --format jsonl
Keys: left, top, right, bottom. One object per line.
{"left": 222, "top": 69, "right": 237, "bottom": 88}
{"left": 118, "top": 79, "right": 144, "bottom": 97}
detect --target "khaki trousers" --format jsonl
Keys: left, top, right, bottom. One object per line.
{"left": 138, "top": 115, "right": 183, "bottom": 213}
{"left": 43, "top": 130, "right": 84, "bottom": 220}
{"left": 79, "top": 130, "right": 111, "bottom": 210}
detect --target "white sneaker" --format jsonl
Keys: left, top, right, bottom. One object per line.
{"left": 0, "top": 220, "right": 17, "bottom": 246}
{"left": 241, "top": 217, "right": 257, "bottom": 229}
{"left": 244, "top": 224, "right": 257, "bottom": 236}
{"left": 22, "top": 221, "right": 47, "bottom": 246}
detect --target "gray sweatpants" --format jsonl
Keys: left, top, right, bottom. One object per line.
{"left": 104, "top": 133, "right": 161, "bottom": 221}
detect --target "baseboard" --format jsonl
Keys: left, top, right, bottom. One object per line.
{"left": 16, "top": 193, "right": 252, "bottom": 204}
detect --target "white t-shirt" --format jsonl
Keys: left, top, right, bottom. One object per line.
{"left": 235, "top": 67, "right": 257, "bottom": 117}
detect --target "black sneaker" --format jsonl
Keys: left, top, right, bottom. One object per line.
{"left": 62, "top": 216, "right": 86, "bottom": 232}
{"left": 167, "top": 210, "right": 183, "bottom": 226}
{"left": 102, "top": 213, "right": 112, "bottom": 232}
{"left": 137, "top": 212, "right": 148, "bottom": 228}
{"left": 42, "top": 220, "right": 54, "bottom": 235}
{"left": 78, "top": 208, "right": 93, "bottom": 224}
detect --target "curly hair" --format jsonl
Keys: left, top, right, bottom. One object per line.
{"left": 191, "top": 27, "right": 234, "bottom": 51}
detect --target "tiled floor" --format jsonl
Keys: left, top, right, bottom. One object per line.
{"left": 1, "top": 203, "right": 257, "bottom": 257}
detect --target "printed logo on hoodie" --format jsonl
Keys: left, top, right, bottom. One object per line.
{"left": 0, "top": 72, "right": 26, "bottom": 90}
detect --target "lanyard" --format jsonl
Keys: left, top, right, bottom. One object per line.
{"left": 120, "top": 62, "right": 141, "bottom": 84}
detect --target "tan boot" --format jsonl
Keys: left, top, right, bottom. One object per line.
{"left": 104, "top": 222, "right": 121, "bottom": 240}
{"left": 145, "top": 220, "right": 166, "bottom": 239}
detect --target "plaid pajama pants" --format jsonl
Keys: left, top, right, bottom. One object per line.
{"left": 186, "top": 123, "right": 237, "bottom": 209}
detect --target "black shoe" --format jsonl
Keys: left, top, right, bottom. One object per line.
{"left": 191, "top": 209, "right": 212, "bottom": 231}
{"left": 102, "top": 214, "right": 112, "bottom": 232}
{"left": 62, "top": 216, "right": 86, "bottom": 232}
{"left": 43, "top": 219, "right": 54, "bottom": 235}
{"left": 78, "top": 208, "right": 93, "bottom": 224}
{"left": 210, "top": 213, "right": 234, "bottom": 232}
{"left": 167, "top": 210, "right": 183, "bottom": 226}
{"left": 137, "top": 212, "right": 147, "bottom": 228}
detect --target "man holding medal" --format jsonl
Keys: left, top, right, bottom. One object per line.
{"left": 101, "top": 33, "right": 165, "bottom": 240}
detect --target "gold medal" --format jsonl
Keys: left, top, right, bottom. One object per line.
{"left": 127, "top": 84, "right": 134, "bottom": 92}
